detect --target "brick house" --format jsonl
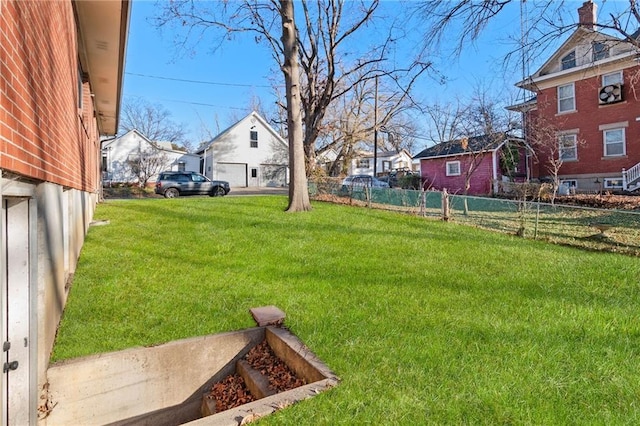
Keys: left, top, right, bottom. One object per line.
{"left": 0, "top": 1, "right": 129, "bottom": 423}
{"left": 413, "top": 134, "right": 529, "bottom": 195}
{"left": 508, "top": 1, "right": 640, "bottom": 193}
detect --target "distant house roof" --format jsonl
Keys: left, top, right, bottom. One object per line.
{"left": 155, "top": 141, "right": 174, "bottom": 150}
{"left": 506, "top": 96, "right": 538, "bottom": 112}
{"left": 103, "top": 129, "right": 198, "bottom": 157}
{"left": 197, "top": 111, "right": 287, "bottom": 154}
{"left": 357, "top": 149, "right": 413, "bottom": 160}
{"left": 413, "top": 134, "right": 518, "bottom": 160}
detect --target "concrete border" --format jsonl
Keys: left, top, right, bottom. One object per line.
{"left": 43, "top": 327, "right": 338, "bottom": 426}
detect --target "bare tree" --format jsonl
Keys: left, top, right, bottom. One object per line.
{"left": 294, "top": 1, "right": 431, "bottom": 173}
{"left": 127, "top": 147, "right": 170, "bottom": 188}
{"left": 527, "top": 114, "right": 585, "bottom": 204}
{"left": 417, "top": 1, "right": 640, "bottom": 64}
{"left": 314, "top": 72, "right": 421, "bottom": 175}
{"left": 423, "top": 100, "right": 468, "bottom": 146}
{"left": 120, "top": 97, "right": 191, "bottom": 150}
{"left": 280, "top": 0, "right": 311, "bottom": 211}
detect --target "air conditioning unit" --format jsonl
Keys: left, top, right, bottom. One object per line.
{"left": 599, "top": 83, "right": 623, "bottom": 105}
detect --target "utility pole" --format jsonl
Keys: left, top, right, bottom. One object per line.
{"left": 373, "top": 75, "right": 378, "bottom": 177}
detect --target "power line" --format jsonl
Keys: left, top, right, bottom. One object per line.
{"left": 125, "top": 72, "right": 273, "bottom": 88}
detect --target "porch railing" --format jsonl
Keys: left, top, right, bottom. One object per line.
{"left": 622, "top": 162, "right": 640, "bottom": 190}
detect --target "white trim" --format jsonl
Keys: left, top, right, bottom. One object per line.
{"left": 603, "top": 127, "right": 626, "bottom": 157}
{"left": 604, "top": 177, "right": 624, "bottom": 189}
{"left": 558, "top": 133, "right": 578, "bottom": 161}
{"left": 602, "top": 71, "right": 623, "bottom": 86}
{"left": 446, "top": 161, "right": 461, "bottom": 176}
{"left": 517, "top": 50, "right": 638, "bottom": 88}
{"left": 558, "top": 83, "right": 576, "bottom": 113}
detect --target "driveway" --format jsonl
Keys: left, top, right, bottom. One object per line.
{"left": 228, "top": 187, "right": 289, "bottom": 196}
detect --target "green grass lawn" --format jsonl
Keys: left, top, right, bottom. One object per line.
{"left": 53, "top": 196, "right": 640, "bottom": 424}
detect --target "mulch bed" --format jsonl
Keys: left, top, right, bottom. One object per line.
{"left": 205, "top": 340, "right": 306, "bottom": 413}
{"left": 556, "top": 193, "right": 640, "bottom": 210}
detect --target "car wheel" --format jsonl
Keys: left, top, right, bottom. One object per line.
{"left": 164, "top": 188, "right": 180, "bottom": 198}
{"left": 211, "top": 186, "right": 226, "bottom": 197}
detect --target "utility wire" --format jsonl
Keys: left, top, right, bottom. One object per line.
{"left": 126, "top": 93, "right": 248, "bottom": 111}
{"left": 125, "top": 72, "right": 273, "bottom": 88}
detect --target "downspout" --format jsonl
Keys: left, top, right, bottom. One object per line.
{"left": 203, "top": 146, "right": 207, "bottom": 178}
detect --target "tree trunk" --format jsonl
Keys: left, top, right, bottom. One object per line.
{"left": 280, "top": 0, "right": 312, "bottom": 212}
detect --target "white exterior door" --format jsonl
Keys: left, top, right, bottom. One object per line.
{"left": 2, "top": 198, "right": 32, "bottom": 426}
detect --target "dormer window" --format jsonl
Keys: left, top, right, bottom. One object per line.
{"left": 561, "top": 51, "right": 576, "bottom": 70}
{"left": 593, "top": 42, "right": 609, "bottom": 61}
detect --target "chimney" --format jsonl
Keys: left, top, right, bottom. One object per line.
{"left": 578, "top": 1, "right": 597, "bottom": 30}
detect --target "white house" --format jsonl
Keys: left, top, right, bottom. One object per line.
{"left": 348, "top": 149, "right": 414, "bottom": 176}
{"left": 199, "top": 111, "right": 289, "bottom": 187}
{"left": 316, "top": 147, "right": 342, "bottom": 176}
{"left": 101, "top": 129, "right": 200, "bottom": 184}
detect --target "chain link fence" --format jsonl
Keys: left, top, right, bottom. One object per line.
{"left": 309, "top": 178, "right": 640, "bottom": 257}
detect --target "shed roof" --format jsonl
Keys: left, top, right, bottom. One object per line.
{"left": 413, "top": 134, "right": 517, "bottom": 160}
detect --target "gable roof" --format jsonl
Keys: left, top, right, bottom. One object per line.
{"left": 103, "top": 129, "right": 198, "bottom": 157}
{"left": 413, "top": 134, "right": 517, "bottom": 160}
{"left": 198, "top": 111, "right": 287, "bottom": 153}
{"left": 359, "top": 148, "right": 413, "bottom": 160}
{"left": 517, "top": 26, "right": 639, "bottom": 90}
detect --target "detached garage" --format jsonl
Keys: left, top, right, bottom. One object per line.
{"left": 199, "top": 111, "right": 289, "bottom": 188}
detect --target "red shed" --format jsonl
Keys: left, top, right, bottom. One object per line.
{"left": 414, "top": 134, "right": 529, "bottom": 196}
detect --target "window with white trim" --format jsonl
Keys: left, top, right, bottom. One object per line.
{"left": 558, "top": 134, "right": 578, "bottom": 161}
{"left": 558, "top": 83, "right": 575, "bottom": 113}
{"left": 603, "top": 128, "right": 625, "bottom": 157}
{"left": 177, "top": 161, "right": 186, "bottom": 172}
{"left": 561, "top": 51, "right": 576, "bottom": 70}
{"left": 602, "top": 71, "right": 623, "bottom": 86}
{"left": 604, "top": 178, "right": 623, "bottom": 189}
{"left": 250, "top": 130, "right": 258, "bottom": 148}
{"left": 446, "top": 161, "right": 461, "bottom": 176}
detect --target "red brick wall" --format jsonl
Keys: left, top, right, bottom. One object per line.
{"left": 0, "top": 0, "right": 100, "bottom": 192}
{"left": 528, "top": 67, "right": 640, "bottom": 178}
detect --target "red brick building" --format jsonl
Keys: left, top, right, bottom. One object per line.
{"left": 509, "top": 1, "right": 640, "bottom": 193}
{"left": 0, "top": 1, "right": 129, "bottom": 423}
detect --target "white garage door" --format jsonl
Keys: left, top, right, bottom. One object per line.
{"left": 261, "top": 165, "right": 288, "bottom": 187}
{"left": 216, "top": 163, "right": 247, "bottom": 187}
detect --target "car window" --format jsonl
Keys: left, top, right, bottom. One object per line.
{"left": 191, "top": 174, "right": 207, "bottom": 183}
{"left": 174, "top": 174, "right": 189, "bottom": 182}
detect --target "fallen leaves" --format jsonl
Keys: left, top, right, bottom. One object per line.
{"left": 205, "top": 340, "right": 305, "bottom": 413}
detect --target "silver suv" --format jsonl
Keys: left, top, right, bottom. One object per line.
{"left": 155, "top": 171, "right": 230, "bottom": 198}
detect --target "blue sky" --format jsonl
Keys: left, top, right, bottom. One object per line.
{"left": 121, "top": 1, "right": 610, "bottom": 150}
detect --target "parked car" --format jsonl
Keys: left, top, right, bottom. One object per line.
{"left": 155, "top": 171, "right": 230, "bottom": 198}
{"left": 341, "top": 174, "right": 390, "bottom": 191}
